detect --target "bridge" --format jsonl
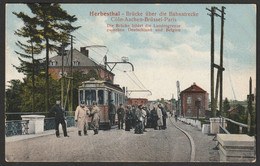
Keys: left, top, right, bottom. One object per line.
{"left": 5, "top": 116, "right": 255, "bottom": 162}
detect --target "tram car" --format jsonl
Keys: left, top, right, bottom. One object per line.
{"left": 78, "top": 78, "right": 126, "bottom": 129}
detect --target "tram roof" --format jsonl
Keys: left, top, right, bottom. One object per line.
{"left": 81, "top": 80, "right": 124, "bottom": 92}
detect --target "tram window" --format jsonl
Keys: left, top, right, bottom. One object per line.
{"left": 115, "top": 93, "right": 118, "bottom": 106}
{"left": 98, "top": 90, "right": 104, "bottom": 105}
{"left": 108, "top": 91, "right": 112, "bottom": 103}
{"left": 85, "top": 90, "right": 96, "bottom": 105}
{"left": 79, "top": 90, "right": 83, "bottom": 102}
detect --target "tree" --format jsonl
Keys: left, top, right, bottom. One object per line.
{"left": 20, "top": 75, "right": 60, "bottom": 114}
{"left": 223, "top": 97, "right": 230, "bottom": 117}
{"left": 13, "top": 11, "right": 44, "bottom": 112}
{"left": 5, "top": 80, "right": 24, "bottom": 120}
{"left": 25, "top": 3, "right": 80, "bottom": 112}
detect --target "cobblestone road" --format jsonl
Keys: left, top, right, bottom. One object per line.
{"left": 6, "top": 117, "right": 191, "bottom": 162}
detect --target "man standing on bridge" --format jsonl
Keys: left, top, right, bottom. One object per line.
{"left": 90, "top": 101, "right": 100, "bottom": 135}
{"left": 75, "top": 101, "right": 90, "bottom": 136}
{"left": 117, "top": 103, "right": 125, "bottom": 129}
{"left": 159, "top": 104, "right": 168, "bottom": 130}
{"left": 150, "top": 104, "right": 158, "bottom": 130}
{"left": 50, "top": 99, "right": 69, "bottom": 138}
{"left": 108, "top": 100, "right": 116, "bottom": 126}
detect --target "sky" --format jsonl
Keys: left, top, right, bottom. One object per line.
{"left": 5, "top": 4, "right": 256, "bottom": 101}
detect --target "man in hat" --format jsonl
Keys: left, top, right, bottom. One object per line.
{"left": 159, "top": 103, "right": 168, "bottom": 129}
{"left": 156, "top": 103, "right": 163, "bottom": 130}
{"left": 108, "top": 100, "right": 116, "bottom": 126}
{"left": 117, "top": 103, "right": 125, "bottom": 129}
{"left": 50, "top": 99, "right": 69, "bottom": 138}
{"left": 75, "top": 100, "right": 90, "bottom": 136}
{"left": 134, "top": 105, "right": 144, "bottom": 134}
{"left": 125, "top": 105, "right": 133, "bottom": 131}
{"left": 141, "top": 106, "right": 147, "bottom": 132}
{"left": 90, "top": 101, "right": 100, "bottom": 135}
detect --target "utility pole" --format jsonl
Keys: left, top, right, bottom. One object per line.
{"left": 210, "top": 6, "right": 215, "bottom": 117}
{"left": 70, "top": 35, "right": 73, "bottom": 111}
{"left": 219, "top": 6, "right": 225, "bottom": 116}
{"left": 247, "top": 77, "right": 254, "bottom": 136}
{"left": 206, "top": 6, "right": 226, "bottom": 117}
{"left": 61, "top": 43, "right": 64, "bottom": 109}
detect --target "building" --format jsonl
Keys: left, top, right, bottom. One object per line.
{"left": 127, "top": 98, "right": 148, "bottom": 106}
{"left": 180, "top": 83, "right": 209, "bottom": 117}
{"left": 49, "top": 47, "right": 115, "bottom": 83}
{"left": 227, "top": 107, "right": 238, "bottom": 115}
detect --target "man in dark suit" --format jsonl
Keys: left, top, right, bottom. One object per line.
{"left": 50, "top": 99, "right": 69, "bottom": 138}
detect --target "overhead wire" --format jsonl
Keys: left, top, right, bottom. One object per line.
{"left": 73, "top": 31, "right": 151, "bottom": 95}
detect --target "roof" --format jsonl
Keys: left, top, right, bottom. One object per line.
{"left": 49, "top": 48, "right": 114, "bottom": 75}
{"left": 227, "top": 107, "right": 238, "bottom": 115}
{"left": 181, "top": 83, "right": 207, "bottom": 93}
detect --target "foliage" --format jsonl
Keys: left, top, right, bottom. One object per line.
{"left": 5, "top": 80, "right": 24, "bottom": 120}
{"left": 223, "top": 97, "right": 230, "bottom": 117}
{"left": 17, "top": 3, "right": 81, "bottom": 111}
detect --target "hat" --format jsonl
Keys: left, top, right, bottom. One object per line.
{"left": 80, "top": 101, "right": 85, "bottom": 104}
{"left": 92, "top": 101, "right": 97, "bottom": 105}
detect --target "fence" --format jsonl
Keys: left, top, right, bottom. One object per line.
{"left": 6, "top": 114, "right": 75, "bottom": 137}
{"left": 220, "top": 117, "right": 248, "bottom": 134}
{"left": 5, "top": 120, "right": 29, "bottom": 137}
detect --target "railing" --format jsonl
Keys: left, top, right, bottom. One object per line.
{"left": 44, "top": 116, "right": 75, "bottom": 130}
{"left": 5, "top": 120, "right": 29, "bottom": 137}
{"left": 220, "top": 117, "right": 248, "bottom": 134}
{"left": 44, "top": 117, "right": 56, "bottom": 130}
{"left": 6, "top": 116, "right": 75, "bottom": 136}
{"left": 66, "top": 116, "right": 75, "bottom": 127}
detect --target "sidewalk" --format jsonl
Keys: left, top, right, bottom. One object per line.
{"left": 5, "top": 127, "right": 77, "bottom": 143}
{"left": 173, "top": 118, "right": 220, "bottom": 162}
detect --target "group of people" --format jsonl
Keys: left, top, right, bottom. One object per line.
{"left": 109, "top": 100, "right": 169, "bottom": 134}
{"left": 50, "top": 98, "right": 169, "bottom": 137}
{"left": 50, "top": 99, "right": 100, "bottom": 138}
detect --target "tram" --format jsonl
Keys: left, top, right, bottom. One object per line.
{"left": 78, "top": 78, "right": 126, "bottom": 129}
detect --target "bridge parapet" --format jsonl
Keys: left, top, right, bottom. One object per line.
{"left": 216, "top": 134, "right": 256, "bottom": 162}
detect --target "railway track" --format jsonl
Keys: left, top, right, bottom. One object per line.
{"left": 168, "top": 117, "right": 196, "bottom": 162}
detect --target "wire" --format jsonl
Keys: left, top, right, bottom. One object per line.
{"left": 225, "top": 50, "right": 237, "bottom": 100}
{"left": 131, "top": 71, "right": 148, "bottom": 90}
{"left": 74, "top": 31, "right": 121, "bottom": 62}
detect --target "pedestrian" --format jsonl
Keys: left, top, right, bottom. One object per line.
{"left": 135, "top": 105, "right": 143, "bottom": 134}
{"left": 117, "top": 103, "right": 125, "bottom": 129}
{"left": 90, "top": 101, "right": 100, "bottom": 135}
{"left": 150, "top": 104, "right": 158, "bottom": 130}
{"left": 108, "top": 100, "right": 116, "bottom": 126}
{"left": 141, "top": 106, "right": 147, "bottom": 132}
{"left": 50, "top": 99, "right": 69, "bottom": 138}
{"left": 75, "top": 100, "right": 90, "bottom": 136}
{"left": 156, "top": 103, "right": 163, "bottom": 130}
{"left": 125, "top": 105, "right": 132, "bottom": 131}
{"left": 131, "top": 105, "right": 137, "bottom": 129}
{"left": 174, "top": 113, "right": 178, "bottom": 122}
{"left": 159, "top": 104, "right": 168, "bottom": 130}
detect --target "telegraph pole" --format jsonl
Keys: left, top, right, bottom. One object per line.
{"left": 247, "top": 77, "right": 254, "bottom": 136}
{"left": 70, "top": 35, "right": 73, "bottom": 111}
{"left": 61, "top": 43, "right": 64, "bottom": 109}
{"left": 210, "top": 6, "right": 216, "bottom": 117}
{"left": 219, "top": 6, "right": 225, "bottom": 116}
{"left": 206, "top": 6, "right": 226, "bottom": 117}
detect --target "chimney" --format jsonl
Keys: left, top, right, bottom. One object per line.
{"left": 80, "top": 47, "right": 89, "bottom": 57}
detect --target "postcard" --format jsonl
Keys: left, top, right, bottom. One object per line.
{"left": 4, "top": 3, "right": 257, "bottom": 163}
